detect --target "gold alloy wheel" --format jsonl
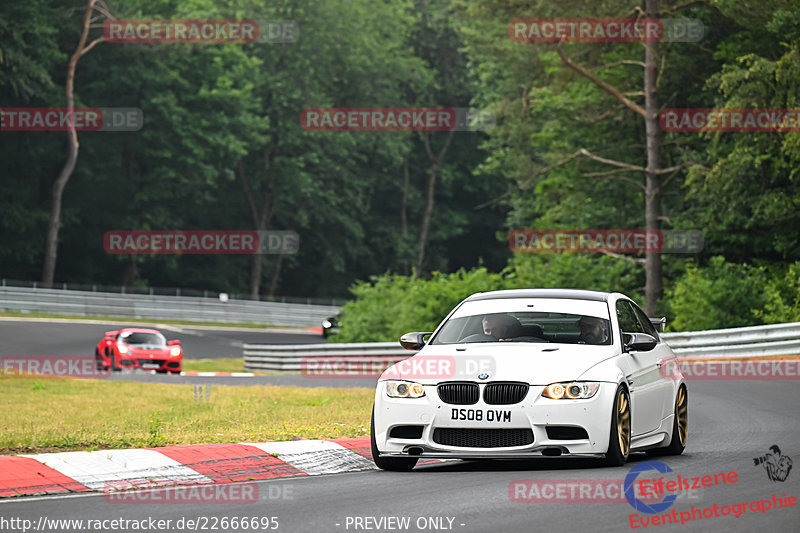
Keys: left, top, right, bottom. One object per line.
{"left": 617, "top": 391, "right": 631, "bottom": 457}
{"left": 676, "top": 386, "right": 688, "bottom": 447}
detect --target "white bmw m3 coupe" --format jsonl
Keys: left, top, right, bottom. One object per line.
{"left": 371, "top": 289, "right": 688, "bottom": 471}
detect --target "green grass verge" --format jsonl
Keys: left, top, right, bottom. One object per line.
{"left": 0, "top": 310, "right": 307, "bottom": 330}
{"left": 0, "top": 375, "right": 373, "bottom": 455}
{"left": 182, "top": 358, "right": 249, "bottom": 373}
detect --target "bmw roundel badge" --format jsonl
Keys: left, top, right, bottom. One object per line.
{"left": 478, "top": 373, "right": 489, "bottom": 380}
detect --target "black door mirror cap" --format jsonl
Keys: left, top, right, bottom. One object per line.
{"left": 399, "top": 332, "right": 432, "bottom": 351}
{"left": 623, "top": 332, "right": 658, "bottom": 352}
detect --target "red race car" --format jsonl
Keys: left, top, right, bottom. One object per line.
{"left": 95, "top": 328, "right": 182, "bottom": 374}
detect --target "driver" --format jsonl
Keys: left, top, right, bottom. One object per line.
{"left": 482, "top": 314, "right": 517, "bottom": 341}
{"left": 577, "top": 316, "right": 609, "bottom": 344}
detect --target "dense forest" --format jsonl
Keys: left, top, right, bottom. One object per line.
{"left": 1, "top": 0, "right": 798, "bottom": 333}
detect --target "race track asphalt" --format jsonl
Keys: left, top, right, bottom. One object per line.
{"left": 2, "top": 380, "right": 798, "bottom": 532}
{"left": 0, "top": 318, "right": 325, "bottom": 359}
{"left": 0, "top": 319, "right": 377, "bottom": 388}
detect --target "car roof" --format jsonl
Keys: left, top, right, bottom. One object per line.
{"left": 464, "top": 288, "right": 612, "bottom": 303}
{"left": 118, "top": 328, "right": 163, "bottom": 334}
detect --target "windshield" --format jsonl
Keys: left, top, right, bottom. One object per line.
{"left": 431, "top": 311, "right": 612, "bottom": 345}
{"left": 118, "top": 332, "right": 166, "bottom": 346}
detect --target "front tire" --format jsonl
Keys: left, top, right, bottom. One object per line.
{"left": 603, "top": 385, "right": 631, "bottom": 466}
{"left": 370, "top": 409, "right": 418, "bottom": 472}
{"left": 106, "top": 347, "right": 121, "bottom": 371}
{"left": 646, "top": 385, "right": 687, "bottom": 457}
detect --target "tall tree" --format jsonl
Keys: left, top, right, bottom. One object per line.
{"left": 551, "top": 0, "right": 670, "bottom": 313}
{"left": 41, "top": 0, "right": 110, "bottom": 286}
{"left": 454, "top": 0, "right": 722, "bottom": 313}
{"left": 236, "top": 0, "right": 427, "bottom": 298}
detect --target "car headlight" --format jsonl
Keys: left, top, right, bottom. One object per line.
{"left": 118, "top": 345, "right": 129, "bottom": 354}
{"left": 542, "top": 382, "right": 600, "bottom": 399}
{"left": 385, "top": 380, "right": 426, "bottom": 398}
{"left": 322, "top": 320, "right": 332, "bottom": 328}
{"left": 170, "top": 347, "right": 181, "bottom": 357}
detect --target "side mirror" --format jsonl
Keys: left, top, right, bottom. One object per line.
{"left": 399, "top": 332, "right": 432, "bottom": 351}
{"left": 167, "top": 340, "right": 180, "bottom": 346}
{"left": 649, "top": 317, "right": 666, "bottom": 332}
{"left": 623, "top": 332, "right": 657, "bottom": 352}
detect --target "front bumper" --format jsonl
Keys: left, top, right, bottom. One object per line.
{"left": 373, "top": 382, "right": 617, "bottom": 458}
{"left": 118, "top": 355, "right": 182, "bottom": 372}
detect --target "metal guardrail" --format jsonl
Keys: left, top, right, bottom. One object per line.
{"left": 244, "top": 322, "right": 800, "bottom": 372}
{"left": 0, "top": 278, "right": 346, "bottom": 306}
{"left": 244, "top": 343, "right": 412, "bottom": 372}
{"left": 661, "top": 322, "right": 800, "bottom": 359}
{"left": 0, "top": 286, "right": 340, "bottom": 328}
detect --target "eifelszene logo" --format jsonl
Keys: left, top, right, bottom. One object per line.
{"left": 624, "top": 461, "right": 678, "bottom": 514}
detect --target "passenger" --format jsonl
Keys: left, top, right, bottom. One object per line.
{"left": 577, "top": 316, "right": 610, "bottom": 344}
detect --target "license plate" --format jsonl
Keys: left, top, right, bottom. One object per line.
{"left": 141, "top": 363, "right": 160, "bottom": 369}
{"left": 450, "top": 408, "right": 511, "bottom": 423}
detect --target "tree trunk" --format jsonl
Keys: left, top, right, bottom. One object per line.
{"left": 268, "top": 254, "right": 284, "bottom": 298}
{"left": 643, "top": 0, "right": 663, "bottom": 315}
{"left": 42, "top": 135, "right": 78, "bottom": 287}
{"left": 415, "top": 129, "right": 455, "bottom": 275}
{"left": 249, "top": 253, "right": 264, "bottom": 301}
{"left": 42, "top": 0, "right": 103, "bottom": 286}
{"left": 415, "top": 169, "right": 436, "bottom": 274}
{"left": 401, "top": 153, "right": 409, "bottom": 240}
{"left": 237, "top": 158, "right": 274, "bottom": 300}
{"left": 400, "top": 153, "right": 411, "bottom": 276}
{"left": 121, "top": 257, "right": 138, "bottom": 288}
{"left": 554, "top": 1, "right": 665, "bottom": 314}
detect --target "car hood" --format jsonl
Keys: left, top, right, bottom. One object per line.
{"left": 381, "top": 343, "right": 618, "bottom": 385}
{"left": 124, "top": 345, "right": 170, "bottom": 356}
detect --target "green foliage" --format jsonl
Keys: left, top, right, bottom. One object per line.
{"left": 0, "top": 0, "right": 797, "bottom": 315}
{"left": 333, "top": 268, "right": 506, "bottom": 342}
{"left": 666, "top": 257, "right": 769, "bottom": 331}
{"left": 146, "top": 416, "right": 167, "bottom": 447}
{"left": 758, "top": 262, "right": 800, "bottom": 323}
{"left": 0, "top": 0, "right": 507, "bottom": 299}
{"left": 686, "top": 8, "right": 800, "bottom": 262}
{"left": 0, "top": 0, "right": 64, "bottom": 101}
{"left": 508, "top": 254, "right": 644, "bottom": 303}
{"left": 335, "top": 253, "right": 645, "bottom": 342}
